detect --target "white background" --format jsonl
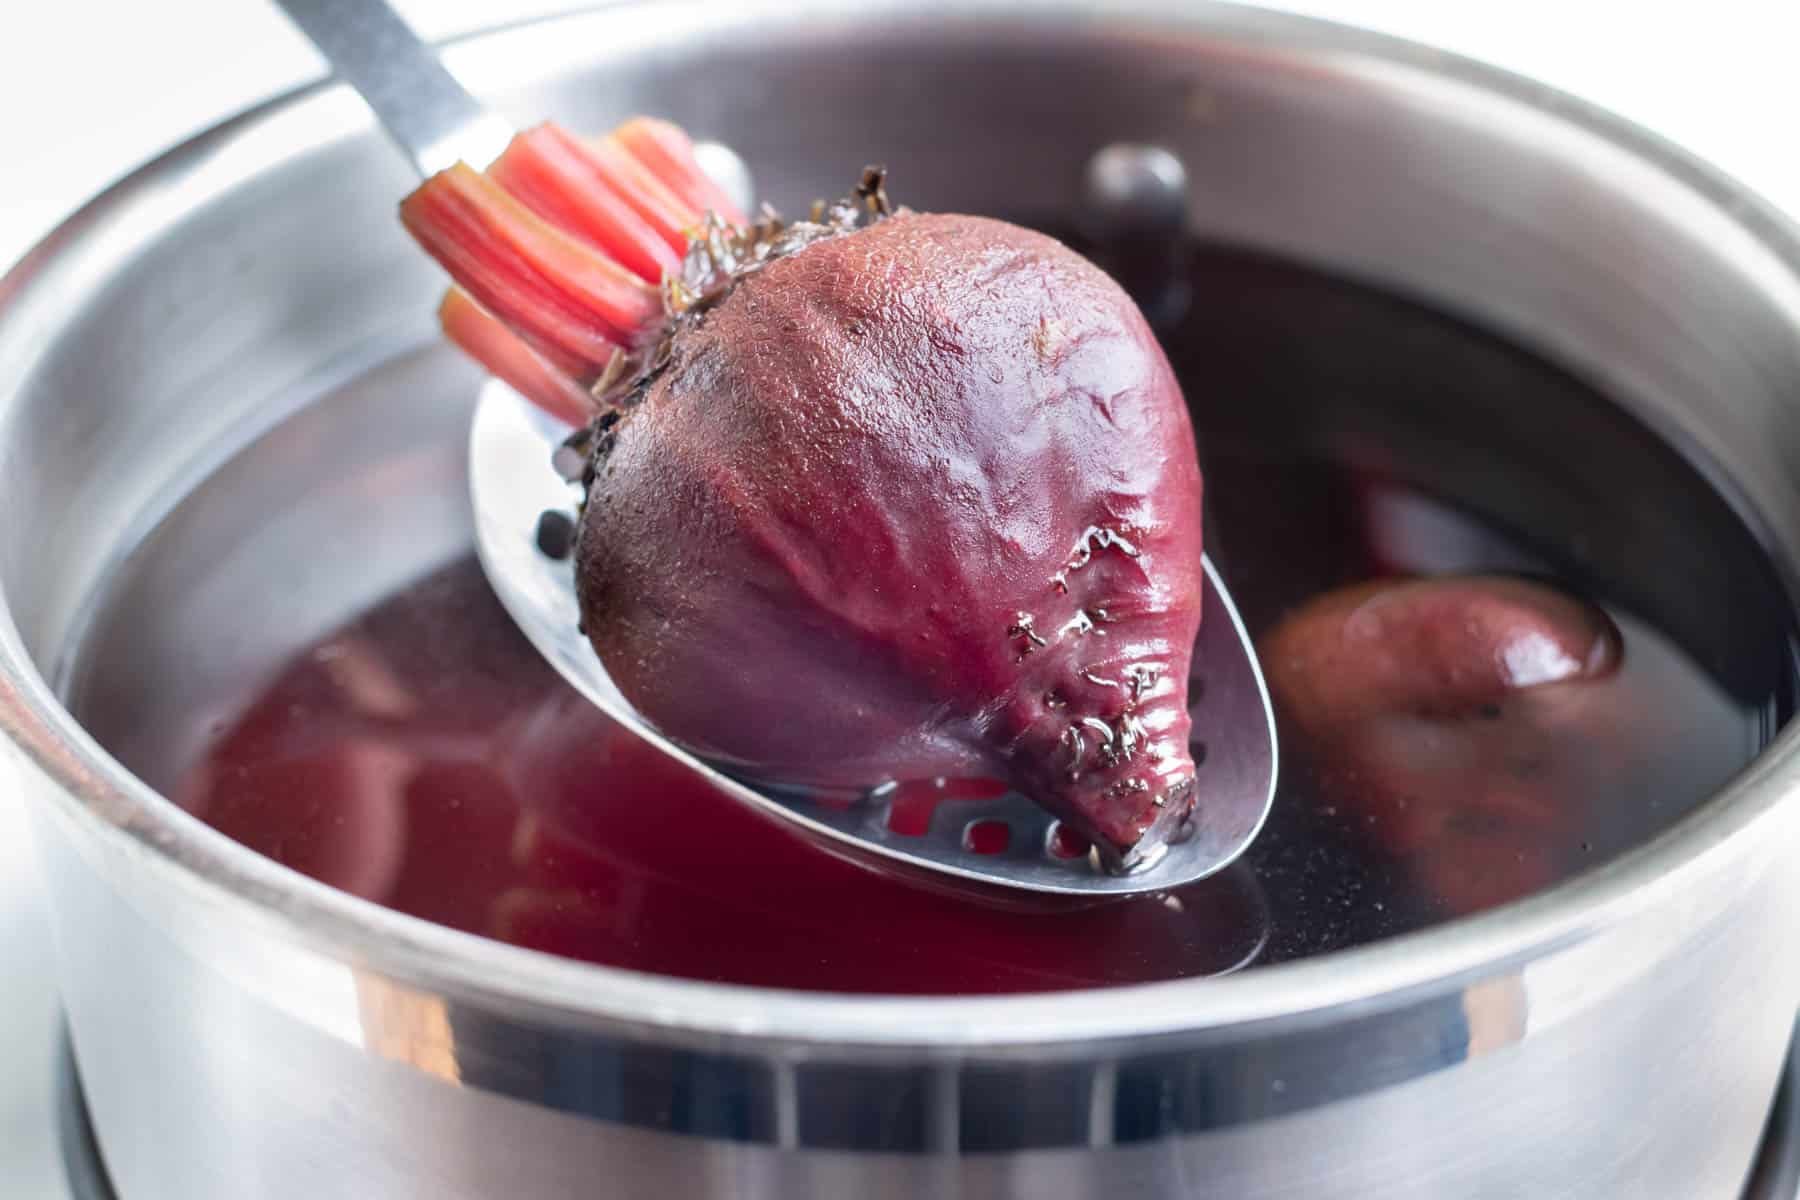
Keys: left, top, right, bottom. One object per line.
{"left": 2, "top": 2, "right": 1798, "bottom": 1195}
{"left": 3, "top": 2, "right": 1800, "bottom": 269}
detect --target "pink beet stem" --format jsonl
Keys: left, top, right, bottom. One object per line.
{"left": 581, "top": 132, "right": 711, "bottom": 251}
{"left": 490, "top": 125, "right": 684, "bottom": 284}
{"left": 438, "top": 287, "right": 596, "bottom": 428}
{"left": 402, "top": 117, "right": 752, "bottom": 426}
{"left": 613, "top": 117, "right": 748, "bottom": 227}
{"left": 400, "top": 162, "right": 658, "bottom": 377}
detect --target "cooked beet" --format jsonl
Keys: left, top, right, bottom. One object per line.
{"left": 401, "top": 120, "right": 1206, "bottom": 864}
{"left": 1261, "top": 575, "right": 1623, "bottom": 912}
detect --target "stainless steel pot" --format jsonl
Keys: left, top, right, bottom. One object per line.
{"left": 5, "top": 3, "right": 1800, "bottom": 1196}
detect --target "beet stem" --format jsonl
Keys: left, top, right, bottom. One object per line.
{"left": 579, "top": 132, "right": 711, "bottom": 253}
{"left": 403, "top": 117, "right": 759, "bottom": 426}
{"left": 489, "top": 126, "right": 684, "bottom": 284}
{"left": 437, "top": 288, "right": 596, "bottom": 427}
{"left": 400, "top": 162, "right": 658, "bottom": 376}
{"left": 611, "top": 117, "right": 748, "bottom": 227}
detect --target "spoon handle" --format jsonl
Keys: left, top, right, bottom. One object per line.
{"left": 271, "top": 0, "right": 513, "bottom": 177}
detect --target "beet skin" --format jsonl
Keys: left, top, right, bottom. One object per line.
{"left": 400, "top": 121, "right": 1208, "bottom": 865}
{"left": 577, "top": 212, "right": 1205, "bottom": 861}
{"left": 1261, "top": 575, "right": 1622, "bottom": 912}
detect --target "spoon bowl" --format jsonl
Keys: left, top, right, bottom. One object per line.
{"left": 470, "top": 381, "right": 1277, "bottom": 895}
{"left": 279, "top": 0, "right": 1278, "bottom": 897}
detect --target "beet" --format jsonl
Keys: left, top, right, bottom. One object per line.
{"left": 1261, "top": 575, "right": 1623, "bottom": 912}
{"left": 401, "top": 120, "right": 1206, "bottom": 865}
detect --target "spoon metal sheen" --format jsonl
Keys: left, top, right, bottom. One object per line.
{"left": 275, "top": 0, "right": 1278, "bottom": 896}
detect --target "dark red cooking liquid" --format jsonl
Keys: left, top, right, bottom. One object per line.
{"left": 176, "top": 509, "right": 1756, "bottom": 992}
{"left": 179, "top": 559, "right": 1268, "bottom": 992}
{"left": 164, "top": 241, "right": 1779, "bottom": 994}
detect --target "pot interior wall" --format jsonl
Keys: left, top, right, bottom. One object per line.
{"left": 3, "top": 5, "right": 1796, "bottom": 678}
{"left": 2, "top": 3, "right": 1798, "bottom": 976}
{"left": 8, "top": 11, "right": 1800, "bottom": 1199}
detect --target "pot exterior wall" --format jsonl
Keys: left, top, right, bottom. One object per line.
{"left": 25, "top": 760, "right": 1798, "bottom": 1199}
{"left": 8, "top": 4, "right": 1800, "bottom": 1198}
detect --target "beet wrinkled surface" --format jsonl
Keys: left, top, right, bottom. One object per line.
{"left": 576, "top": 212, "right": 1205, "bottom": 857}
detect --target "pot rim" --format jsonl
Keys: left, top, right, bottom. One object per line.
{"left": 4, "top": 0, "right": 1800, "bottom": 1052}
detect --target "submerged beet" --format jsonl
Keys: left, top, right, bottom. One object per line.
{"left": 402, "top": 121, "right": 1206, "bottom": 864}
{"left": 1261, "top": 575, "right": 1624, "bottom": 912}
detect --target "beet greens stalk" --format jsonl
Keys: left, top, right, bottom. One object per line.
{"left": 400, "top": 117, "right": 1207, "bottom": 869}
